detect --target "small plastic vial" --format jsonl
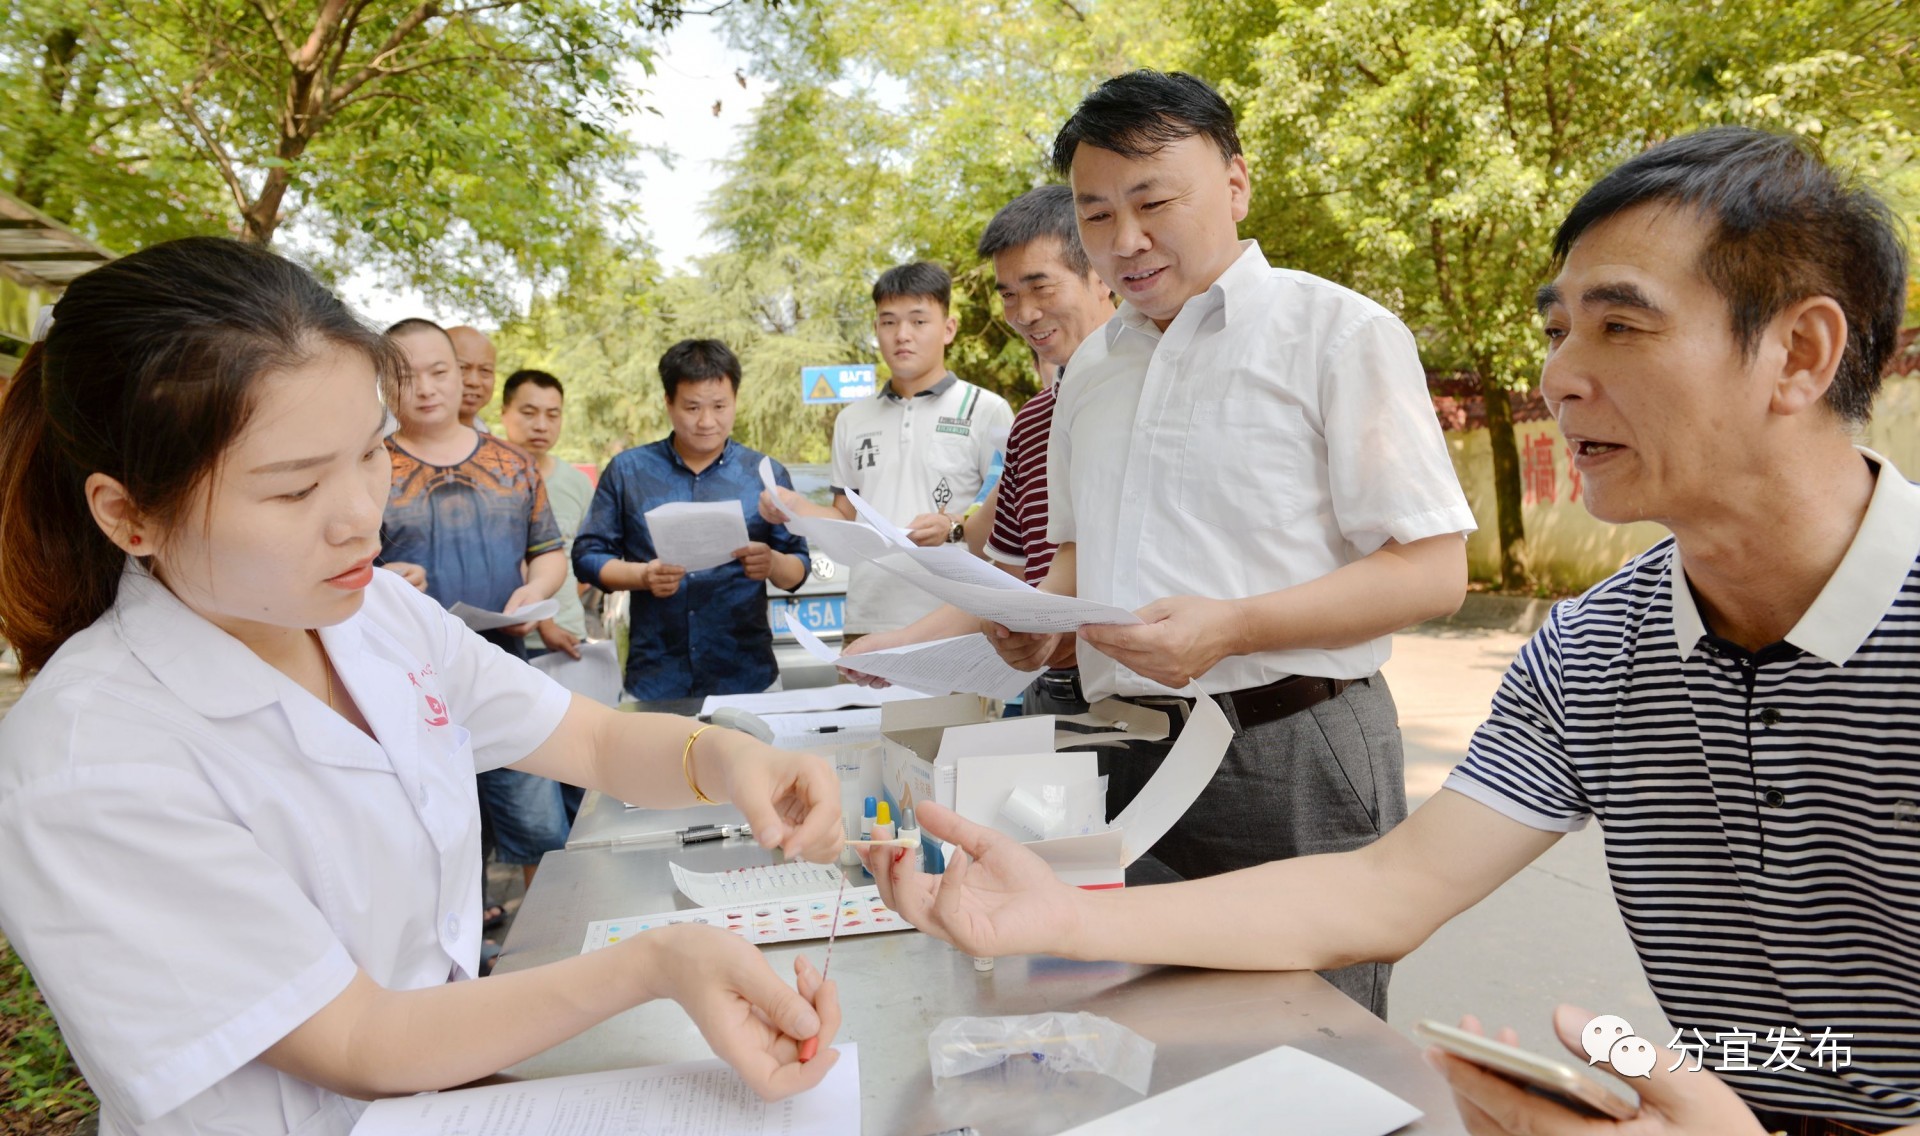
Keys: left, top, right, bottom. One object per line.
{"left": 972, "top": 955, "right": 995, "bottom": 972}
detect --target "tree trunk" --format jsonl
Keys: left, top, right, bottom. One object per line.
{"left": 241, "top": 171, "right": 289, "bottom": 246}
{"left": 1479, "top": 366, "right": 1527, "bottom": 590}
{"left": 14, "top": 28, "right": 81, "bottom": 210}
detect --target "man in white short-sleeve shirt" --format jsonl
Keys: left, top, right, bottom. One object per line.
{"left": 771, "top": 262, "right": 1013, "bottom": 635}
{"left": 990, "top": 71, "right": 1475, "bottom": 1016}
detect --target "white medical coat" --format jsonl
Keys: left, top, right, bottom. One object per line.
{"left": 0, "top": 562, "right": 571, "bottom": 1134}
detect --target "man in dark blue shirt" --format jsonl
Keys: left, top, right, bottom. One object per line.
{"left": 573, "top": 339, "right": 811, "bottom": 700}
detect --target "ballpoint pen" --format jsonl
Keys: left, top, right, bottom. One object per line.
{"left": 603, "top": 822, "right": 753, "bottom": 849}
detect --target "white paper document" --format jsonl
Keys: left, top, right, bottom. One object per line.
{"left": 699, "top": 683, "right": 924, "bottom": 717}
{"left": 670, "top": 860, "right": 849, "bottom": 907}
{"left": 350, "top": 1045, "right": 862, "bottom": 1136}
{"left": 1110, "top": 683, "right": 1232, "bottom": 864}
{"left": 755, "top": 458, "right": 1032, "bottom": 593}
{"left": 787, "top": 616, "right": 1037, "bottom": 701}
{"left": 1055, "top": 1046, "right": 1420, "bottom": 1136}
{"left": 757, "top": 456, "right": 898, "bottom": 564}
{"left": 449, "top": 599, "right": 559, "bottom": 632}
{"left": 870, "top": 552, "right": 1142, "bottom": 633}
{"left": 531, "top": 640, "right": 622, "bottom": 706}
{"left": 759, "top": 708, "right": 885, "bottom": 745}
{"left": 841, "top": 486, "right": 916, "bottom": 547}
{"left": 644, "top": 501, "right": 751, "bottom": 572}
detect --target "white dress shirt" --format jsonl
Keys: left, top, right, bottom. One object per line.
{"left": 0, "top": 564, "right": 571, "bottom": 1135}
{"left": 1049, "top": 240, "right": 1475, "bottom": 700}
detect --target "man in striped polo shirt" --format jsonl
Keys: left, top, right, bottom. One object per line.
{"left": 863, "top": 128, "right": 1918, "bottom": 1134}
{"left": 839, "top": 186, "right": 1115, "bottom": 716}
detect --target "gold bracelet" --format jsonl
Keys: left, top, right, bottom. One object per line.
{"left": 682, "top": 724, "right": 718, "bottom": 804}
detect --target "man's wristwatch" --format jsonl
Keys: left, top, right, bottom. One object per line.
{"left": 946, "top": 517, "right": 966, "bottom": 544}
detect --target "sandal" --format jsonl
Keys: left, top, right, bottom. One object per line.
{"left": 483, "top": 903, "right": 506, "bottom": 930}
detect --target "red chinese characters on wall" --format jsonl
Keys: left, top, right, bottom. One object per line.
{"left": 1521, "top": 433, "right": 1582, "bottom": 505}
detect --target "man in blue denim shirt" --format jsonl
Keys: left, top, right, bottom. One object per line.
{"left": 573, "top": 339, "right": 811, "bottom": 701}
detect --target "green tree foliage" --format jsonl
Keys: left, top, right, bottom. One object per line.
{"left": 0, "top": 0, "right": 736, "bottom": 315}
{"left": 502, "top": 0, "right": 1186, "bottom": 467}
{"left": 713, "top": 0, "right": 1181, "bottom": 405}
{"left": 1204, "top": 0, "right": 1917, "bottom": 586}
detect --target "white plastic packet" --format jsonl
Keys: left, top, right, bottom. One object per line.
{"left": 928, "top": 1011, "right": 1155, "bottom": 1094}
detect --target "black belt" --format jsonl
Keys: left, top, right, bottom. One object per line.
{"left": 1121, "top": 672, "right": 1353, "bottom": 731}
{"left": 1750, "top": 1108, "right": 1897, "bottom": 1136}
{"left": 1032, "top": 668, "right": 1084, "bottom": 703}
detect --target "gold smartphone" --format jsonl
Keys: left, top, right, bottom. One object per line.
{"left": 1413, "top": 1019, "right": 1642, "bottom": 1121}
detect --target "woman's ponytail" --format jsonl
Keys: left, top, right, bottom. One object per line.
{"left": 0, "top": 343, "right": 123, "bottom": 673}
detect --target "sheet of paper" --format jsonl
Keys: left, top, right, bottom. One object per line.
{"left": 758, "top": 456, "right": 898, "bottom": 564}
{"left": 787, "top": 617, "right": 1037, "bottom": 701}
{"left": 670, "top": 860, "right": 849, "bottom": 907}
{"left": 580, "top": 887, "right": 907, "bottom": 951}
{"left": 644, "top": 500, "right": 751, "bottom": 572}
{"left": 351, "top": 1045, "right": 861, "bottom": 1136}
{"left": 896, "top": 543, "right": 1030, "bottom": 591}
{"left": 699, "top": 684, "right": 923, "bottom": 717}
{"left": 1055, "top": 1046, "right": 1420, "bottom": 1136}
{"left": 841, "top": 486, "right": 916, "bottom": 547}
{"left": 449, "top": 599, "right": 560, "bottom": 632}
{"left": 1110, "top": 684, "right": 1232, "bottom": 864}
{"left": 759, "top": 708, "right": 884, "bottom": 745}
{"left": 870, "top": 552, "right": 1142, "bottom": 633}
{"left": 531, "top": 640, "right": 622, "bottom": 706}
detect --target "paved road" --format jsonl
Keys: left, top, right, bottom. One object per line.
{"left": 1381, "top": 626, "right": 1671, "bottom": 1053}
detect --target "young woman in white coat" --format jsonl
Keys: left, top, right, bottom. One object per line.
{"left": 0, "top": 237, "right": 844, "bottom": 1136}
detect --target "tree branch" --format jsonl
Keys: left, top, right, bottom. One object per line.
{"left": 332, "top": 1, "right": 443, "bottom": 105}
{"left": 295, "top": 0, "right": 352, "bottom": 71}
{"left": 244, "top": 0, "right": 298, "bottom": 59}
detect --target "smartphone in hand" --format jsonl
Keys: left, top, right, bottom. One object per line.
{"left": 1414, "top": 1018, "right": 1642, "bottom": 1120}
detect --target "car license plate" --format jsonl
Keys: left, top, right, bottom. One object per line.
{"left": 769, "top": 595, "right": 845, "bottom": 639}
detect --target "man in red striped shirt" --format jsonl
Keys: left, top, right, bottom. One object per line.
{"left": 841, "top": 185, "right": 1113, "bottom": 716}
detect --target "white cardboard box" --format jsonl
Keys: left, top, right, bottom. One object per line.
{"left": 875, "top": 692, "right": 1231, "bottom": 890}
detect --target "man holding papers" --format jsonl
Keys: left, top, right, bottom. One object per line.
{"left": 760, "top": 262, "right": 1014, "bottom": 638}
{"left": 573, "top": 339, "right": 810, "bottom": 701}
{"left": 980, "top": 72, "right": 1475, "bottom": 1016}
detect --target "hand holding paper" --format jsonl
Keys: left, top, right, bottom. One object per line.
{"left": 449, "top": 598, "right": 560, "bottom": 632}
{"left": 786, "top": 612, "right": 1037, "bottom": 701}
{"left": 646, "top": 501, "right": 752, "bottom": 572}
{"left": 1078, "top": 594, "right": 1245, "bottom": 687}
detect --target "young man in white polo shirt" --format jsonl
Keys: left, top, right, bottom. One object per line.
{"left": 837, "top": 187, "right": 1115, "bottom": 715}
{"left": 868, "top": 127, "right": 1920, "bottom": 1135}
{"left": 982, "top": 71, "right": 1475, "bottom": 1016}
{"left": 764, "top": 262, "right": 1013, "bottom": 637}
